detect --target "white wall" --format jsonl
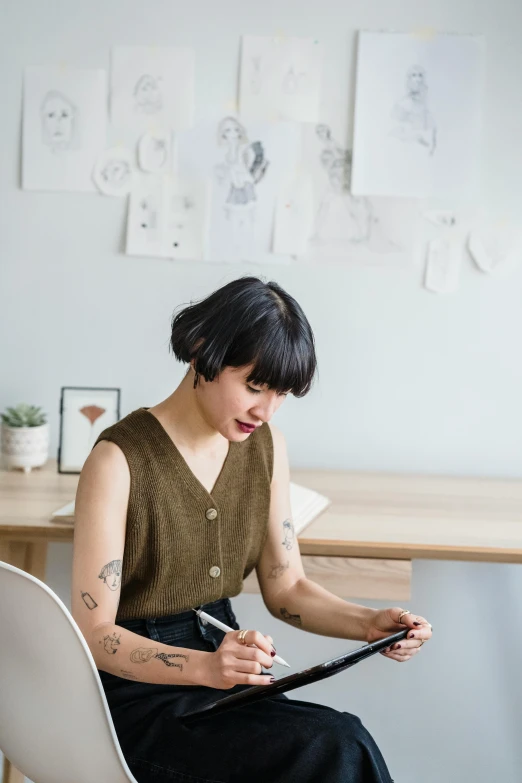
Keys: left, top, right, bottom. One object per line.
{"left": 1, "top": 1, "right": 522, "bottom": 782}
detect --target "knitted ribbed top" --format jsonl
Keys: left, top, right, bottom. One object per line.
{"left": 94, "top": 408, "right": 273, "bottom": 621}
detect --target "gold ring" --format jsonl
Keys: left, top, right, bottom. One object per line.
{"left": 398, "top": 610, "right": 411, "bottom": 623}
{"left": 237, "top": 629, "right": 249, "bottom": 645}
{"left": 419, "top": 639, "right": 425, "bottom": 647}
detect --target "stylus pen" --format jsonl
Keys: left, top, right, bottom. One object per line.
{"left": 192, "top": 608, "right": 291, "bottom": 668}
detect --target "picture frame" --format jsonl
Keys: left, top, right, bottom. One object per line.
{"left": 58, "top": 386, "right": 121, "bottom": 474}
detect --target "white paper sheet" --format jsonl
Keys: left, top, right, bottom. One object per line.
{"left": 239, "top": 36, "right": 322, "bottom": 123}
{"left": 302, "top": 122, "right": 419, "bottom": 265}
{"left": 93, "top": 146, "right": 134, "bottom": 196}
{"left": 177, "top": 117, "right": 301, "bottom": 263}
{"left": 126, "top": 173, "right": 208, "bottom": 261}
{"left": 272, "top": 169, "right": 314, "bottom": 256}
{"left": 23, "top": 66, "right": 107, "bottom": 191}
{"left": 467, "top": 211, "right": 522, "bottom": 275}
{"left": 164, "top": 178, "right": 209, "bottom": 260}
{"left": 424, "top": 238, "right": 461, "bottom": 293}
{"left": 352, "top": 32, "right": 484, "bottom": 198}
{"left": 138, "top": 129, "right": 173, "bottom": 173}
{"left": 126, "top": 173, "right": 167, "bottom": 258}
{"left": 111, "top": 46, "right": 194, "bottom": 134}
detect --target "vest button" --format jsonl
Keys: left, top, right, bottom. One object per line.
{"left": 205, "top": 508, "right": 218, "bottom": 521}
{"left": 209, "top": 566, "right": 221, "bottom": 578}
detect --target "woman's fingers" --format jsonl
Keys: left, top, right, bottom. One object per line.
{"left": 235, "top": 641, "right": 273, "bottom": 669}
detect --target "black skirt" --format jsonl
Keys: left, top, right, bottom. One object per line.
{"left": 99, "top": 598, "right": 394, "bottom": 783}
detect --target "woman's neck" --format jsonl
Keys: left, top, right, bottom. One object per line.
{"left": 148, "top": 372, "right": 226, "bottom": 456}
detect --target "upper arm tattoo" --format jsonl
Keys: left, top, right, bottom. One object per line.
{"left": 80, "top": 591, "right": 98, "bottom": 610}
{"left": 98, "top": 559, "right": 122, "bottom": 591}
{"left": 281, "top": 519, "right": 295, "bottom": 550}
{"left": 268, "top": 560, "right": 289, "bottom": 579}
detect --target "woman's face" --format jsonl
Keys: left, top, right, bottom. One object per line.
{"left": 195, "top": 364, "right": 288, "bottom": 441}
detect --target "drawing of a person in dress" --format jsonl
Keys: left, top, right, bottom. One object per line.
{"left": 215, "top": 117, "right": 269, "bottom": 258}
{"left": 389, "top": 65, "right": 437, "bottom": 155}
{"left": 313, "top": 124, "right": 400, "bottom": 253}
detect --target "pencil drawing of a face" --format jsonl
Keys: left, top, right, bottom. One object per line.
{"left": 101, "top": 159, "right": 131, "bottom": 187}
{"left": 218, "top": 117, "right": 247, "bottom": 145}
{"left": 40, "top": 90, "right": 76, "bottom": 150}
{"left": 134, "top": 74, "right": 163, "bottom": 114}
{"left": 406, "top": 66, "right": 427, "bottom": 98}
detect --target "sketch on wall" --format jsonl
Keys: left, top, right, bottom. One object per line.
{"left": 177, "top": 117, "right": 301, "bottom": 263}
{"left": 23, "top": 66, "right": 107, "bottom": 191}
{"left": 424, "top": 238, "right": 461, "bottom": 293}
{"left": 351, "top": 32, "right": 484, "bottom": 198}
{"left": 389, "top": 65, "right": 437, "bottom": 156}
{"left": 138, "top": 129, "right": 173, "bottom": 174}
{"left": 302, "top": 122, "right": 419, "bottom": 265}
{"left": 467, "top": 211, "right": 522, "bottom": 275}
{"left": 214, "top": 116, "right": 270, "bottom": 259}
{"left": 111, "top": 46, "right": 194, "bottom": 135}
{"left": 272, "top": 169, "right": 314, "bottom": 256}
{"left": 239, "top": 36, "right": 322, "bottom": 123}
{"left": 126, "top": 174, "right": 208, "bottom": 261}
{"left": 92, "top": 147, "right": 134, "bottom": 196}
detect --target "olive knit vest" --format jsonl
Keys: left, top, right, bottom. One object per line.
{"left": 93, "top": 408, "right": 273, "bottom": 622}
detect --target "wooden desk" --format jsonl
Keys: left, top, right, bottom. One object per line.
{"left": 2, "top": 460, "right": 522, "bottom": 783}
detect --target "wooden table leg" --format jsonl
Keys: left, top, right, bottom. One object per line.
{"left": 0, "top": 541, "right": 48, "bottom": 782}
{"left": 3, "top": 751, "right": 26, "bottom": 783}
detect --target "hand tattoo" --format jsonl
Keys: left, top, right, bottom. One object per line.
{"left": 268, "top": 560, "right": 289, "bottom": 579}
{"left": 281, "top": 519, "right": 295, "bottom": 550}
{"left": 280, "top": 607, "right": 302, "bottom": 626}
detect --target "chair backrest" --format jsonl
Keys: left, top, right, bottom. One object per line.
{"left": 0, "top": 561, "right": 138, "bottom": 783}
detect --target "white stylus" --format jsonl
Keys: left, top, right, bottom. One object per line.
{"left": 192, "top": 608, "right": 291, "bottom": 668}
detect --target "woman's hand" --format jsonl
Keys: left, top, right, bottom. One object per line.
{"left": 367, "top": 607, "right": 433, "bottom": 662}
{"left": 203, "top": 629, "right": 276, "bottom": 690}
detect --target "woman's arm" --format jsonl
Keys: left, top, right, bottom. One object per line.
{"left": 72, "top": 441, "right": 210, "bottom": 684}
{"left": 256, "top": 424, "right": 378, "bottom": 642}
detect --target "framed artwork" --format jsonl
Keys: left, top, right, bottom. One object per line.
{"left": 58, "top": 387, "right": 121, "bottom": 474}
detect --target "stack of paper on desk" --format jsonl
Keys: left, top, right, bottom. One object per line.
{"left": 51, "top": 483, "right": 331, "bottom": 533}
{"left": 289, "top": 482, "right": 331, "bottom": 535}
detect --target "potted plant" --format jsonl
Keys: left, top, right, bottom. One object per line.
{"left": 1, "top": 404, "right": 49, "bottom": 472}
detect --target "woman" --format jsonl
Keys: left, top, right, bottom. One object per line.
{"left": 72, "top": 276, "right": 432, "bottom": 783}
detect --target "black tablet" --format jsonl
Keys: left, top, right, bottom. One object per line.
{"left": 180, "top": 628, "right": 409, "bottom": 724}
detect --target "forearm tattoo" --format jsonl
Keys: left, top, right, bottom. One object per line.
{"left": 102, "top": 631, "right": 121, "bottom": 654}
{"left": 268, "top": 560, "right": 289, "bottom": 579}
{"left": 280, "top": 607, "right": 302, "bottom": 626}
{"left": 120, "top": 669, "right": 139, "bottom": 681}
{"left": 129, "top": 647, "right": 189, "bottom": 671}
{"left": 281, "top": 519, "right": 295, "bottom": 550}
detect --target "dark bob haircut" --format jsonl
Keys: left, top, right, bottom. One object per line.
{"left": 170, "top": 277, "right": 317, "bottom": 397}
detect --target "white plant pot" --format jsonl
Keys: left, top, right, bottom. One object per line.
{"left": 1, "top": 423, "right": 49, "bottom": 472}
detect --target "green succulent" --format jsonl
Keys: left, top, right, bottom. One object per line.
{"left": 1, "top": 404, "right": 48, "bottom": 428}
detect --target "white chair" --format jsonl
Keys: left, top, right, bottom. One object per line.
{"left": 0, "top": 560, "right": 138, "bottom": 783}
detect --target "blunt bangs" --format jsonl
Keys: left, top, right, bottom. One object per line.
{"left": 170, "top": 277, "right": 317, "bottom": 397}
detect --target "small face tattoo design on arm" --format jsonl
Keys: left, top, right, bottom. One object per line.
{"left": 98, "top": 560, "right": 122, "bottom": 591}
